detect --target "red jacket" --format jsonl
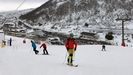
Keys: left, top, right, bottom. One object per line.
{"left": 65, "top": 38, "right": 77, "bottom": 49}
{"left": 40, "top": 43, "right": 47, "bottom": 48}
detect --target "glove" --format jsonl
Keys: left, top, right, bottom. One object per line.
{"left": 74, "top": 48, "right": 76, "bottom": 51}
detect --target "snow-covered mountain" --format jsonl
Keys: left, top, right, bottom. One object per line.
{"left": 0, "top": 8, "right": 33, "bottom": 26}
{"left": 19, "top": 0, "right": 133, "bottom": 34}
{"left": 0, "top": 8, "right": 34, "bottom": 33}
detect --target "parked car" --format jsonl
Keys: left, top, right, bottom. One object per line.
{"left": 47, "top": 37, "right": 63, "bottom": 45}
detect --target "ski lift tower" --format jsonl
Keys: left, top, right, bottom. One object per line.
{"left": 116, "top": 15, "right": 131, "bottom": 47}
{"left": 14, "top": 17, "right": 18, "bottom": 36}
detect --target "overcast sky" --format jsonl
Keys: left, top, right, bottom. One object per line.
{"left": 0, "top": 0, "right": 49, "bottom": 12}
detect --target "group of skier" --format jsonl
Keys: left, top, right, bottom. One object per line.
{"left": 6, "top": 33, "right": 105, "bottom": 66}
{"left": 30, "top": 33, "right": 106, "bottom": 66}
{"left": 31, "top": 40, "right": 49, "bottom": 55}
{"left": 30, "top": 33, "right": 77, "bottom": 66}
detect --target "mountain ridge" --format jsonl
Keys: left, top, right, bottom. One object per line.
{"left": 19, "top": 0, "right": 133, "bottom": 31}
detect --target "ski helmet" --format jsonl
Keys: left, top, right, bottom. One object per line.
{"left": 70, "top": 33, "right": 74, "bottom": 37}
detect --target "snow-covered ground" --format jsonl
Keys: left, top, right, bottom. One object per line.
{"left": 0, "top": 36, "right": 133, "bottom": 75}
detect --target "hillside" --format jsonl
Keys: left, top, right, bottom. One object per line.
{"left": 0, "top": 8, "right": 33, "bottom": 26}
{"left": 19, "top": 0, "right": 133, "bottom": 32}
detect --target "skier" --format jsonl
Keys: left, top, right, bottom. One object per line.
{"left": 101, "top": 44, "right": 106, "bottom": 51}
{"left": 9, "top": 38, "right": 12, "bottom": 46}
{"left": 40, "top": 42, "right": 49, "bottom": 55}
{"left": 31, "top": 40, "right": 39, "bottom": 54}
{"left": 65, "top": 33, "right": 77, "bottom": 66}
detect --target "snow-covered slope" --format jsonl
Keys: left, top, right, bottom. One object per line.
{"left": 0, "top": 36, "right": 133, "bottom": 75}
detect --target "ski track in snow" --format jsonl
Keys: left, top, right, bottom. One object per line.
{"left": 0, "top": 36, "right": 133, "bottom": 75}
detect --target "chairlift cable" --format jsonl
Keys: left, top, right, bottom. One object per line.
{"left": 13, "top": 0, "right": 26, "bottom": 36}
{"left": 16, "top": 0, "right": 26, "bottom": 11}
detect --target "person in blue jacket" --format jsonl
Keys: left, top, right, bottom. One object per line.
{"left": 31, "top": 40, "right": 39, "bottom": 54}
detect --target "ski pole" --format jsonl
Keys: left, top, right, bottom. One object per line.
{"left": 63, "top": 51, "right": 67, "bottom": 64}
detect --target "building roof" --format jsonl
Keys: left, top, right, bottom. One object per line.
{"left": 81, "top": 32, "right": 96, "bottom": 36}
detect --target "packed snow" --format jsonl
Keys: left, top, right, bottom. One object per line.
{"left": 0, "top": 36, "right": 133, "bottom": 75}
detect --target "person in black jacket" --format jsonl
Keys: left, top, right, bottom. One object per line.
{"left": 9, "top": 38, "right": 12, "bottom": 46}
{"left": 101, "top": 44, "right": 106, "bottom": 51}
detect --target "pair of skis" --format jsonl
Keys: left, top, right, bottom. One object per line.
{"left": 66, "top": 63, "right": 78, "bottom": 67}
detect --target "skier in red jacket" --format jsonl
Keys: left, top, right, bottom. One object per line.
{"left": 40, "top": 42, "right": 49, "bottom": 55}
{"left": 65, "top": 33, "right": 77, "bottom": 65}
